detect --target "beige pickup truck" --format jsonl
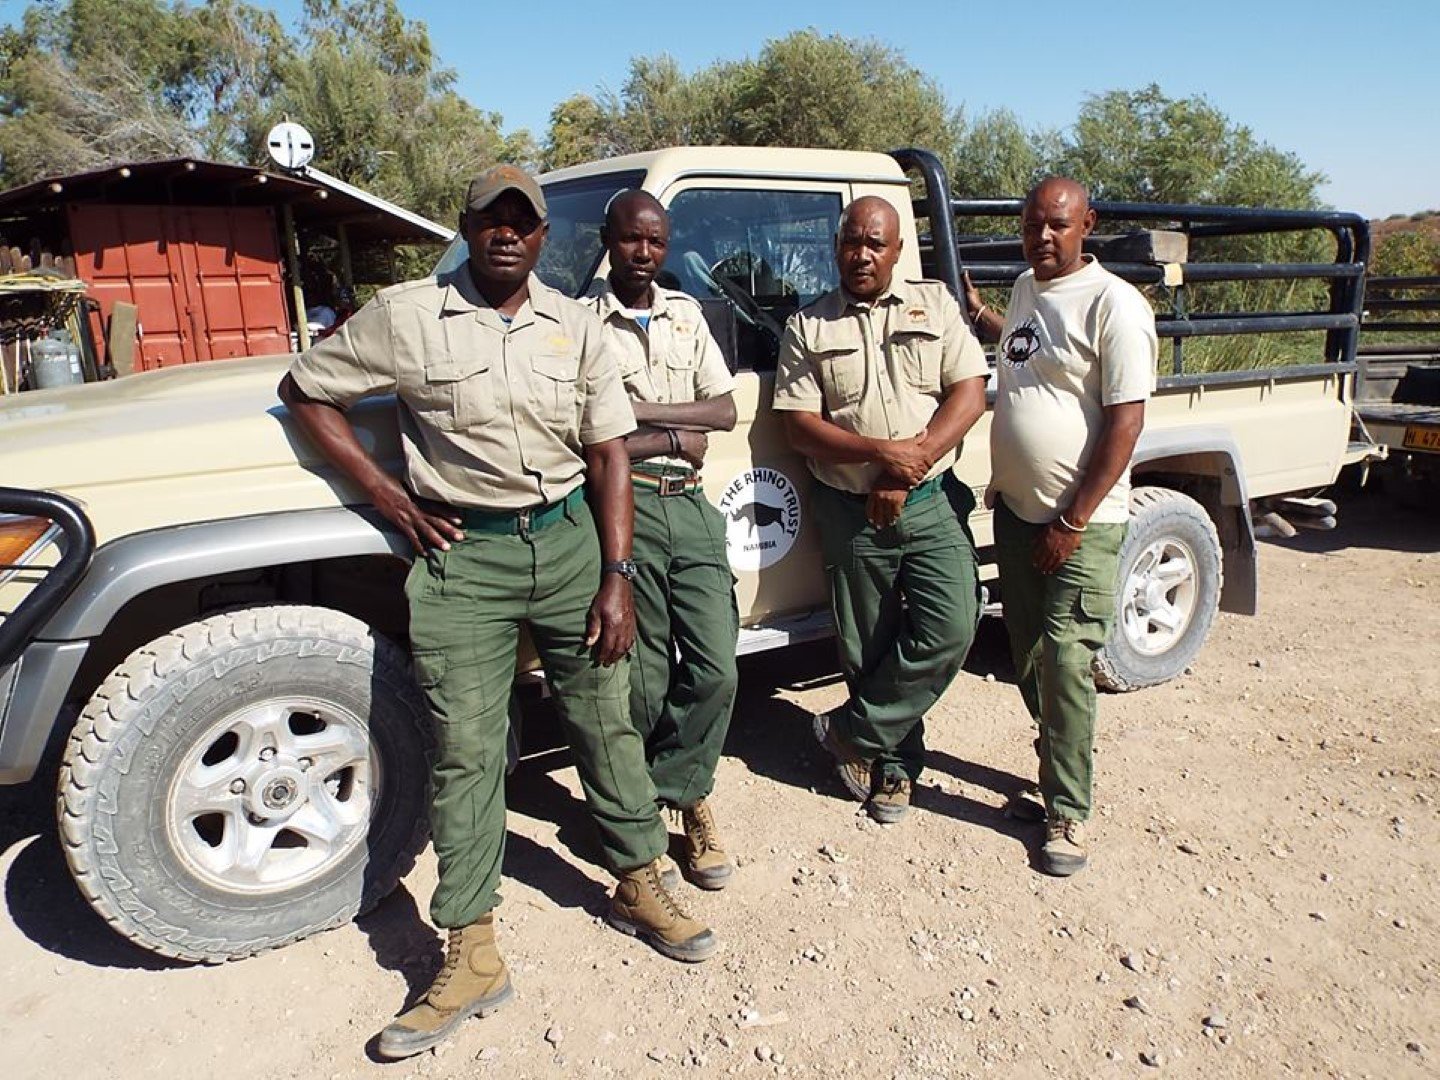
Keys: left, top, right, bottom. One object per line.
{"left": 0, "top": 146, "right": 1374, "bottom": 962}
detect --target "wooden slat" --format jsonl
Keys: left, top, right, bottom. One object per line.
{"left": 106, "top": 301, "right": 140, "bottom": 377}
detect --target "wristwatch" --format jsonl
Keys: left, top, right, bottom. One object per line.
{"left": 602, "top": 558, "right": 639, "bottom": 581}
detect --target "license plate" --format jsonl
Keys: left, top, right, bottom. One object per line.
{"left": 1402, "top": 425, "right": 1440, "bottom": 452}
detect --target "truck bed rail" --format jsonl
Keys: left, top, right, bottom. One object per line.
{"left": 890, "top": 147, "right": 1370, "bottom": 380}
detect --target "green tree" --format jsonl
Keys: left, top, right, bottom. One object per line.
{"left": 542, "top": 31, "right": 959, "bottom": 169}
{"left": 1059, "top": 85, "right": 1324, "bottom": 208}
{"left": 0, "top": 0, "right": 289, "bottom": 180}
{"left": 1370, "top": 227, "right": 1440, "bottom": 280}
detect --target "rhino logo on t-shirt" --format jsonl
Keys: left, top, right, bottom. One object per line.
{"left": 1001, "top": 320, "right": 1042, "bottom": 367}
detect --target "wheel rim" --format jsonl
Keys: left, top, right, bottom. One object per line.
{"left": 1119, "top": 537, "right": 1199, "bottom": 657}
{"left": 165, "top": 697, "right": 377, "bottom": 895}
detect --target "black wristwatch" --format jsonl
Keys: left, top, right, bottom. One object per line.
{"left": 602, "top": 558, "right": 639, "bottom": 581}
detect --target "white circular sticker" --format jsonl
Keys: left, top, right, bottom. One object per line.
{"left": 718, "top": 467, "right": 802, "bottom": 571}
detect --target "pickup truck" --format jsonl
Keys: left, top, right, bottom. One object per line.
{"left": 0, "top": 145, "right": 1374, "bottom": 962}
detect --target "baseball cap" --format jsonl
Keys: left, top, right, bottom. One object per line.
{"left": 465, "top": 164, "right": 547, "bottom": 219}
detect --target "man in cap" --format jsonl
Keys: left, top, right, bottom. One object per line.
{"left": 963, "top": 176, "right": 1156, "bottom": 876}
{"left": 278, "top": 164, "right": 718, "bottom": 1061}
{"left": 773, "top": 195, "right": 989, "bottom": 824}
{"left": 587, "top": 190, "right": 739, "bottom": 890}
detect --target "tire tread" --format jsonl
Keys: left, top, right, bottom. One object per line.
{"left": 57, "top": 605, "right": 430, "bottom": 964}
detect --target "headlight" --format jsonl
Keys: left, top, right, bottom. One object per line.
{"left": 0, "top": 514, "right": 60, "bottom": 587}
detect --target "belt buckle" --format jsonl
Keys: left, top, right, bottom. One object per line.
{"left": 659, "top": 474, "right": 686, "bottom": 497}
{"left": 516, "top": 508, "right": 533, "bottom": 538}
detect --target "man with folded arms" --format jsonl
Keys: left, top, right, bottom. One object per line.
{"left": 775, "top": 195, "right": 988, "bottom": 824}
{"left": 587, "top": 190, "right": 740, "bottom": 890}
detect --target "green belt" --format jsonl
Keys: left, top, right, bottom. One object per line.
{"left": 457, "top": 486, "right": 584, "bottom": 536}
{"left": 823, "top": 473, "right": 946, "bottom": 506}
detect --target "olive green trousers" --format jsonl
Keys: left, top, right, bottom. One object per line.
{"left": 406, "top": 497, "right": 666, "bottom": 929}
{"left": 992, "top": 496, "right": 1125, "bottom": 822}
{"left": 814, "top": 473, "right": 981, "bottom": 782}
{"left": 629, "top": 482, "right": 739, "bottom": 809}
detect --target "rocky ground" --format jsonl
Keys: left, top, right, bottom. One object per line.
{"left": 1, "top": 483, "right": 1436, "bottom": 1079}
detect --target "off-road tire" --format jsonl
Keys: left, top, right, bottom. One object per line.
{"left": 1093, "top": 487, "right": 1223, "bottom": 692}
{"left": 56, "top": 605, "right": 431, "bottom": 963}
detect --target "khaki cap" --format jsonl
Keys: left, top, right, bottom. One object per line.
{"left": 465, "top": 164, "right": 547, "bottom": 219}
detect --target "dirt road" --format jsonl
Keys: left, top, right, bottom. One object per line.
{"left": 1, "top": 486, "right": 1436, "bottom": 1079}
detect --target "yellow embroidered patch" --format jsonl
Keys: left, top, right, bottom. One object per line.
{"left": 905, "top": 307, "right": 930, "bottom": 325}
{"left": 547, "top": 335, "right": 573, "bottom": 350}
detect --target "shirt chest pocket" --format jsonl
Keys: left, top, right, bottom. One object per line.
{"left": 664, "top": 344, "right": 700, "bottom": 403}
{"left": 810, "top": 322, "right": 865, "bottom": 411}
{"left": 532, "top": 352, "right": 581, "bottom": 430}
{"left": 891, "top": 326, "right": 942, "bottom": 393}
{"left": 412, "top": 352, "right": 496, "bottom": 432}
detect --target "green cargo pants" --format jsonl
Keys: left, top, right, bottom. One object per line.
{"left": 405, "top": 494, "right": 667, "bottom": 929}
{"left": 814, "top": 472, "right": 981, "bottom": 783}
{"left": 629, "top": 480, "right": 739, "bottom": 809}
{"left": 992, "top": 496, "right": 1125, "bottom": 822}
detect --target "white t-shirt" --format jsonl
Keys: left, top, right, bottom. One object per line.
{"left": 988, "top": 257, "right": 1157, "bottom": 525}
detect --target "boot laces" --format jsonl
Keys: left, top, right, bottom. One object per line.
{"left": 428, "top": 927, "right": 465, "bottom": 999}
{"left": 647, "top": 862, "right": 689, "bottom": 921}
{"left": 873, "top": 775, "right": 907, "bottom": 802}
{"left": 1047, "top": 817, "right": 1082, "bottom": 845}
{"left": 684, "top": 800, "right": 723, "bottom": 853}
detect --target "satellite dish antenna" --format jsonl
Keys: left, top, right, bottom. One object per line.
{"left": 266, "top": 121, "right": 316, "bottom": 171}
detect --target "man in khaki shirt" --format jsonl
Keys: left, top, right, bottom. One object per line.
{"left": 279, "top": 166, "right": 718, "bottom": 1061}
{"left": 588, "top": 190, "right": 740, "bottom": 891}
{"left": 774, "top": 195, "right": 988, "bottom": 824}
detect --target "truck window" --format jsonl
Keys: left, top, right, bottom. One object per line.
{"left": 431, "top": 170, "right": 646, "bottom": 297}
{"left": 665, "top": 188, "right": 842, "bottom": 372}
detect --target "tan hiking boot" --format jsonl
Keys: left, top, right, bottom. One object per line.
{"left": 608, "top": 858, "right": 719, "bottom": 962}
{"left": 812, "top": 710, "right": 873, "bottom": 801}
{"left": 377, "top": 913, "right": 513, "bottom": 1059}
{"left": 681, "top": 798, "right": 734, "bottom": 890}
{"left": 867, "top": 775, "right": 911, "bottom": 824}
{"left": 1042, "top": 816, "right": 1088, "bottom": 876}
{"left": 657, "top": 851, "right": 682, "bottom": 892}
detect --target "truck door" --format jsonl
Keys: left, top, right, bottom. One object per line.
{"left": 658, "top": 180, "right": 847, "bottom": 627}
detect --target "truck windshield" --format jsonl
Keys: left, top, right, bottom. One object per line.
{"left": 431, "top": 171, "right": 646, "bottom": 297}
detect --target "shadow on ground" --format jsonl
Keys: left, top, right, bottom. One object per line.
{"left": 0, "top": 767, "right": 176, "bottom": 970}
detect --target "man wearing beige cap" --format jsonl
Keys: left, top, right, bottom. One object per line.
{"left": 279, "top": 164, "right": 718, "bottom": 1060}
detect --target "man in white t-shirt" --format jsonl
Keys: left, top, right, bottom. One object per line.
{"left": 965, "top": 177, "right": 1157, "bottom": 876}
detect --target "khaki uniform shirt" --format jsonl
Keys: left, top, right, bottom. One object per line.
{"left": 288, "top": 267, "right": 635, "bottom": 511}
{"left": 773, "top": 278, "right": 988, "bottom": 493}
{"left": 586, "top": 281, "right": 736, "bottom": 470}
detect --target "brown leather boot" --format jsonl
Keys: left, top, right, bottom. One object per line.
{"left": 377, "top": 913, "right": 513, "bottom": 1059}
{"left": 608, "top": 858, "right": 719, "bottom": 962}
{"left": 681, "top": 798, "right": 734, "bottom": 890}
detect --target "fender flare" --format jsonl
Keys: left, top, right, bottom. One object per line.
{"left": 1131, "top": 425, "right": 1257, "bottom": 616}
{"left": 39, "top": 506, "right": 410, "bottom": 642}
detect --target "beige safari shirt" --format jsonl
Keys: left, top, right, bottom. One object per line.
{"left": 586, "top": 281, "right": 736, "bottom": 470}
{"left": 288, "top": 267, "right": 635, "bottom": 511}
{"left": 773, "top": 278, "right": 988, "bottom": 493}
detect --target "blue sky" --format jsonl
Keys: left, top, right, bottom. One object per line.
{"left": 12, "top": 0, "right": 1439, "bottom": 217}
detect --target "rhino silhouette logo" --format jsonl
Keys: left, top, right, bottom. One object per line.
{"left": 718, "top": 467, "right": 802, "bottom": 571}
{"left": 729, "top": 500, "right": 785, "bottom": 532}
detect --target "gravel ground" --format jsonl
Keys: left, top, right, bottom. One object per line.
{"left": 1, "top": 483, "right": 1436, "bottom": 1079}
